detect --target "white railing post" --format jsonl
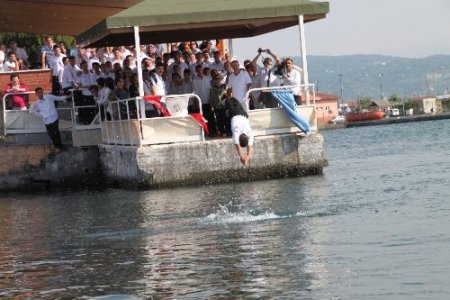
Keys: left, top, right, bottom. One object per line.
{"left": 2, "top": 93, "right": 7, "bottom": 136}
{"left": 134, "top": 26, "right": 144, "bottom": 98}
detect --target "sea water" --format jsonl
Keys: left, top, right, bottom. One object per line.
{"left": 0, "top": 119, "right": 449, "bottom": 299}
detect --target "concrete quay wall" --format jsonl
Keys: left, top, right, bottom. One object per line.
{"left": 0, "top": 145, "right": 101, "bottom": 191}
{"left": 100, "top": 133, "right": 325, "bottom": 189}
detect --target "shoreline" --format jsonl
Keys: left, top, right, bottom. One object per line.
{"left": 318, "top": 112, "right": 450, "bottom": 130}
{"left": 346, "top": 112, "right": 450, "bottom": 128}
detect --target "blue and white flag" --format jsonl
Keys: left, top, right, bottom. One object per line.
{"left": 271, "top": 89, "right": 311, "bottom": 134}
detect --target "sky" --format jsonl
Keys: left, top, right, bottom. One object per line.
{"left": 233, "top": 0, "right": 450, "bottom": 60}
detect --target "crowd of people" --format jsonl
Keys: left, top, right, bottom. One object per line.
{"left": 2, "top": 36, "right": 304, "bottom": 162}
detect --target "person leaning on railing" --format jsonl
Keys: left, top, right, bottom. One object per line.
{"left": 29, "top": 87, "right": 71, "bottom": 154}
{"left": 3, "top": 74, "right": 28, "bottom": 110}
{"left": 281, "top": 57, "right": 303, "bottom": 105}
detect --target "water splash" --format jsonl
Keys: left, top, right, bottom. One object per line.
{"left": 200, "top": 202, "right": 337, "bottom": 225}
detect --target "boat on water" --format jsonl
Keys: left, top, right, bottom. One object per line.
{"left": 345, "top": 111, "right": 385, "bottom": 122}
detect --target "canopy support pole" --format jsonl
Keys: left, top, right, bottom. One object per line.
{"left": 228, "top": 39, "right": 234, "bottom": 57}
{"left": 134, "top": 26, "right": 144, "bottom": 97}
{"left": 134, "top": 26, "right": 146, "bottom": 119}
{"left": 298, "top": 15, "right": 310, "bottom": 105}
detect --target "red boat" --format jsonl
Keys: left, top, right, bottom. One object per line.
{"left": 345, "top": 111, "right": 385, "bottom": 122}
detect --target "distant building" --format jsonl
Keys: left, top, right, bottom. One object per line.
{"left": 303, "top": 92, "right": 339, "bottom": 127}
{"left": 369, "top": 99, "right": 390, "bottom": 112}
{"left": 410, "top": 96, "right": 442, "bottom": 114}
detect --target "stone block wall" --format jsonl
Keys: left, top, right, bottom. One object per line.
{"left": 100, "top": 133, "right": 325, "bottom": 189}
{"left": 0, "top": 144, "right": 54, "bottom": 176}
{"left": 0, "top": 145, "right": 101, "bottom": 191}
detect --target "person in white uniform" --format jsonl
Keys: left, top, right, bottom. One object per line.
{"left": 226, "top": 96, "right": 254, "bottom": 166}
{"left": 226, "top": 60, "right": 252, "bottom": 111}
{"left": 29, "top": 87, "right": 70, "bottom": 153}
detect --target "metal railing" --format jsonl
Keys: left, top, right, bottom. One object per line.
{"left": 69, "top": 89, "right": 102, "bottom": 131}
{"left": 245, "top": 83, "right": 317, "bottom": 109}
{"left": 245, "top": 84, "right": 318, "bottom": 135}
{"left": 2, "top": 91, "right": 73, "bottom": 136}
{"left": 101, "top": 94, "right": 205, "bottom": 146}
{"left": 2, "top": 85, "right": 317, "bottom": 144}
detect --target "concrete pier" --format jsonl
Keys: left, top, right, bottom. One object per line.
{"left": 0, "top": 133, "right": 325, "bottom": 191}
{"left": 0, "top": 145, "right": 101, "bottom": 191}
{"left": 100, "top": 133, "right": 325, "bottom": 189}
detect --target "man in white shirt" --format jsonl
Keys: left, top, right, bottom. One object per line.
{"left": 119, "top": 46, "right": 132, "bottom": 61}
{"left": 2, "top": 52, "right": 21, "bottom": 72}
{"left": 142, "top": 57, "right": 155, "bottom": 72}
{"left": 76, "top": 61, "right": 98, "bottom": 124}
{"left": 29, "top": 87, "right": 70, "bottom": 153}
{"left": 253, "top": 48, "right": 281, "bottom": 108}
{"left": 226, "top": 97, "right": 254, "bottom": 166}
{"left": 192, "top": 64, "right": 211, "bottom": 104}
{"left": 167, "top": 51, "right": 188, "bottom": 82}
{"left": 192, "top": 64, "right": 213, "bottom": 132}
{"left": 108, "top": 48, "right": 123, "bottom": 67}
{"left": 49, "top": 45, "right": 66, "bottom": 95}
{"left": 40, "top": 35, "right": 55, "bottom": 69}
{"left": 61, "top": 56, "right": 80, "bottom": 93}
{"left": 282, "top": 57, "right": 302, "bottom": 105}
{"left": 149, "top": 62, "right": 167, "bottom": 96}
{"left": 226, "top": 60, "right": 252, "bottom": 111}
{"left": 88, "top": 48, "right": 101, "bottom": 70}
{"left": 91, "top": 62, "right": 103, "bottom": 81}
{"left": 209, "top": 51, "right": 225, "bottom": 72}
{"left": 180, "top": 69, "right": 194, "bottom": 94}
{"left": 78, "top": 61, "right": 96, "bottom": 91}
{"left": 147, "top": 44, "right": 165, "bottom": 58}
{"left": 131, "top": 45, "right": 148, "bottom": 64}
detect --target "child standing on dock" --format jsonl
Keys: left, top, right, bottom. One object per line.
{"left": 29, "top": 87, "right": 70, "bottom": 153}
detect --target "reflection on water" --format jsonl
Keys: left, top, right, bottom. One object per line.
{"left": 1, "top": 120, "right": 450, "bottom": 299}
{"left": 0, "top": 179, "right": 331, "bottom": 299}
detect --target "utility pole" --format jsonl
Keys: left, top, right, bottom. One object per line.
{"left": 338, "top": 74, "right": 344, "bottom": 114}
{"left": 403, "top": 96, "right": 406, "bottom": 116}
{"left": 379, "top": 73, "right": 384, "bottom": 100}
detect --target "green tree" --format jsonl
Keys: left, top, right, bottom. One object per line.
{"left": 388, "top": 92, "right": 403, "bottom": 109}
{"left": 357, "top": 96, "right": 372, "bottom": 110}
{"left": 404, "top": 99, "right": 417, "bottom": 110}
{"left": 389, "top": 92, "right": 402, "bottom": 104}
{"left": 0, "top": 33, "right": 74, "bottom": 68}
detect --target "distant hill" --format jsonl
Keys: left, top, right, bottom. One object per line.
{"left": 293, "top": 54, "right": 450, "bottom": 101}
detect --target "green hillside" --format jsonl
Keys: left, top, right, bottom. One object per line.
{"left": 294, "top": 54, "right": 450, "bottom": 101}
